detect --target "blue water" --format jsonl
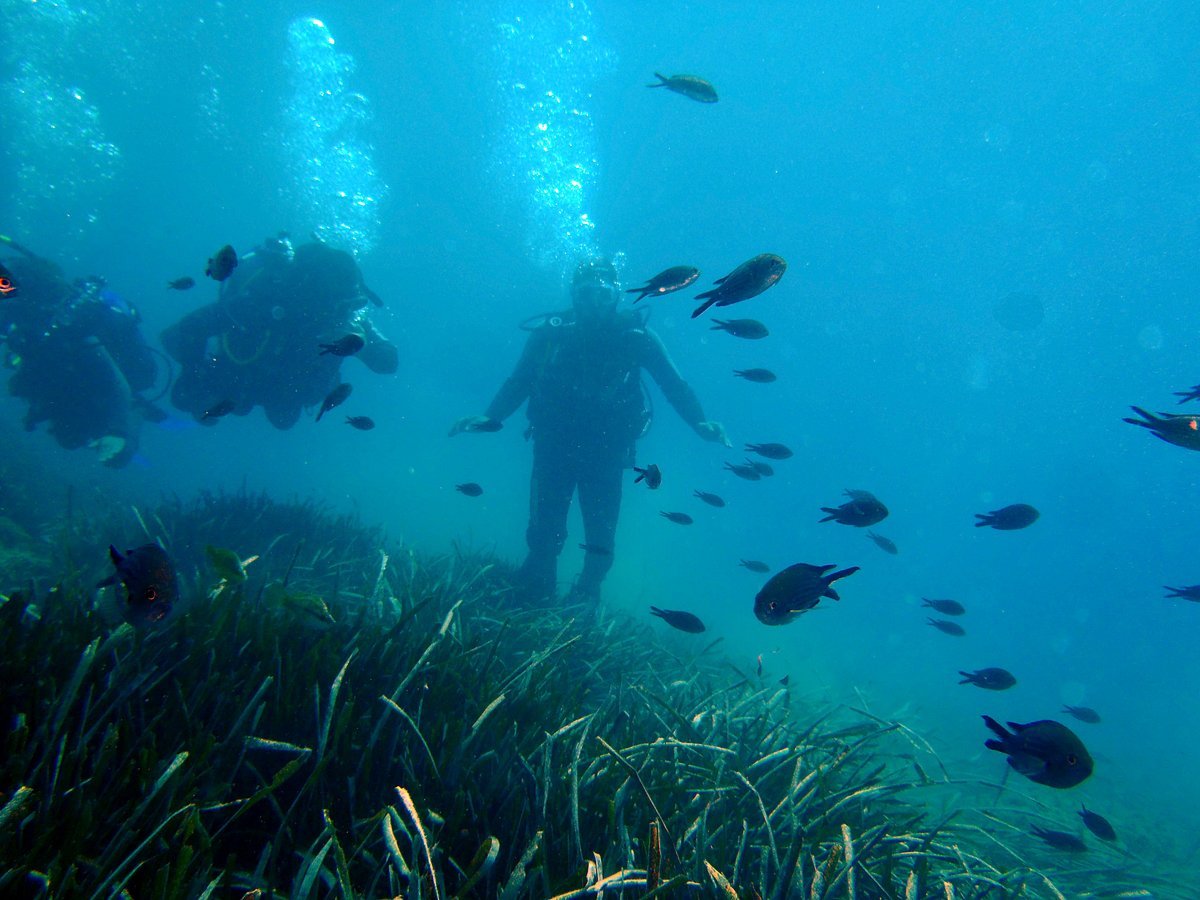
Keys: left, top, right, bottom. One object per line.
{"left": 3, "top": 0, "right": 1198, "bottom": 875}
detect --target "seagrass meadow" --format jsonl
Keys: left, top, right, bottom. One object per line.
{"left": 0, "top": 491, "right": 1181, "bottom": 898}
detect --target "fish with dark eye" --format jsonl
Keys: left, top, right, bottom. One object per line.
{"left": 1029, "top": 825, "right": 1087, "bottom": 853}
{"left": 660, "top": 511, "right": 693, "bottom": 525}
{"left": 166, "top": 276, "right": 195, "bottom": 290}
{"left": 646, "top": 72, "right": 718, "bottom": 103}
{"left": 1173, "top": 384, "right": 1200, "bottom": 404}
{"left": 692, "top": 254, "right": 787, "bottom": 319}
{"left": 1123, "top": 406, "right": 1200, "bottom": 450}
{"left": 205, "top": 244, "right": 238, "bottom": 281}
{"left": 316, "top": 383, "right": 352, "bottom": 421}
{"left": 820, "top": 490, "right": 888, "bottom": 527}
{"left": 711, "top": 318, "right": 769, "bottom": 340}
{"left": 745, "top": 442, "right": 792, "bottom": 460}
{"left": 345, "top": 416, "right": 375, "bottom": 430}
{"left": 748, "top": 460, "right": 774, "bottom": 477}
{"left": 0, "top": 262, "right": 18, "bottom": 297}
{"left": 740, "top": 559, "right": 770, "bottom": 573}
{"left": 754, "top": 562, "right": 860, "bottom": 625}
{"left": 866, "top": 531, "right": 898, "bottom": 554}
{"left": 634, "top": 464, "right": 662, "bottom": 489}
{"left": 200, "top": 399, "right": 236, "bottom": 422}
{"left": 1078, "top": 806, "right": 1117, "bottom": 842}
{"left": 959, "top": 667, "right": 1016, "bottom": 690}
{"left": 693, "top": 490, "right": 725, "bottom": 507}
{"left": 626, "top": 265, "right": 700, "bottom": 302}
{"left": 981, "top": 716, "right": 1094, "bottom": 788}
{"left": 733, "top": 368, "right": 776, "bottom": 383}
{"left": 928, "top": 618, "right": 965, "bottom": 636}
{"left": 1164, "top": 584, "right": 1200, "bottom": 602}
{"left": 922, "top": 597, "right": 965, "bottom": 616}
{"left": 650, "top": 606, "right": 706, "bottom": 633}
{"left": 319, "top": 333, "right": 365, "bottom": 357}
{"left": 974, "top": 503, "right": 1039, "bottom": 530}
{"left": 724, "top": 461, "right": 762, "bottom": 481}
{"left": 97, "top": 543, "right": 178, "bottom": 625}
{"left": 1061, "top": 705, "right": 1101, "bottom": 724}
{"left": 456, "top": 482, "right": 483, "bottom": 497}
{"left": 579, "top": 543, "right": 612, "bottom": 556}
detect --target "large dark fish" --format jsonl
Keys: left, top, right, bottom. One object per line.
{"left": 660, "top": 511, "right": 693, "bottom": 525}
{"left": 928, "top": 618, "right": 966, "bottom": 636}
{"left": 1079, "top": 806, "right": 1117, "bottom": 842}
{"left": 921, "top": 597, "right": 965, "bottom": 616}
{"left": 733, "top": 368, "right": 776, "bottom": 383}
{"left": 748, "top": 460, "right": 774, "bottom": 477}
{"left": 692, "top": 254, "right": 787, "bottom": 318}
{"left": 754, "top": 562, "right": 859, "bottom": 625}
{"left": 711, "top": 318, "right": 769, "bottom": 339}
{"left": 97, "top": 543, "right": 178, "bottom": 625}
{"left": 345, "top": 416, "right": 375, "bottom": 431}
{"left": 650, "top": 606, "right": 706, "bottom": 633}
{"left": 627, "top": 266, "right": 699, "bottom": 302}
{"left": 724, "top": 461, "right": 761, "bottom": 481}
{"left": 1029, "top": 825, "right": 1087, "bottom": 853}
{"left": 316, "top": 383, "right": 352, "bottom": 421}
{"left": 1123, "top": 406, "right": 1200, "bottom": 450}
{"left": 0, "top": 262, "right": 17, "bottom": 297}
{"left": 1164, "top": 584, "right": 1200, "bottom": 602}
{"left": 974, "top": 503, "right": 1039, "bottom": 530}
{"left": 958, "top": 668, "right": 1016, "bottom": 690}
{"left": 745, "top": 442, "right": 792, "bottom": 460}
{"left": 981, "top": 716, "right": 1093, "bottom": 788}
{"left": 634, "top": 464, "right": 662, "bottom": 489}
{"left": 1061, "top": 705, "right": 1101, "bottom": 724}
{"left": 319, "top": 334, "right": 365, "bottom": 357}
{"left": 456, "top": 482, "right": 484, "bottom": 497}
{"left": 205, "top": 244, "right": 238, "bottom": 281}
{"left": 820, "top": 490, "right": 888, "bottom": 527}
{"left": 646, "top": 72, "right": 718, "bottom": 103}
{"left": 740, "top": 559, "right": 770, "bottom": 574}
{"left": 166, "top": 276, "right": 195, "bottom": 290}
{"left": 693, "top": 490, "right": 725, "bottom": 507}
{"left": 866, "top": 531, "right": 898, "bottom": 555}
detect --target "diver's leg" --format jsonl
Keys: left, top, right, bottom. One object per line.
{"left": 573, "top": 451, "right": 624, "bottom": 602}
{"left": 516, "top": 438, "right": 576, "bottom": 603}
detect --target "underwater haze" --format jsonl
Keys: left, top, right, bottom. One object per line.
{"left": 2, "top": 0, "right": 1199, "bottom": 893}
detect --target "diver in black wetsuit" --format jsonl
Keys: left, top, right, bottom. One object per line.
{"left": 451, "top": 257, "right": 730, "bottom": 605}
{"left": 162, "top": 235, "right": 398, "bottom": 429}
{"left": 0, "top": 237, "right": 160, "bottom": 467}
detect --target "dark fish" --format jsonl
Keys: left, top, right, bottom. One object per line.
{"left": 456, "top": 482, "right": 483, "bottom": 497}
{"left": 724, "top": 461, "right": 761, "bottom": 481}
{"left": 660, "top": 511, "right": 693, "bottom": 525}
{"left": 200, "top": 399, "right": 236, "bottom": 422}
{"left": 974, "top": 503, "right": 1039, "bottom": 530}
{"left": 820, "top": 490, "right": 888, "bottom": 527}
{"left": 692, "top": 254, "right": 787, "bottom": 318}
{"left": 0, "top": 262, "right": 17, "bottom": 297}
{"left": 319, "top": 334, "right": 365, "bottom": 357}
{"left": 733, "top": 368, "right": 776, "bottom": 383}
{"left": 579, "top": 543, "right": 612, "bottom": 556}
{"left": 981, "top": 716, "right": 1094, "bottom": 788}
{"left": 1030, "top": 825, "right": 1087, "bottom": 853}
{"left": 1164, "top": 584, "right": 1200, "bottom": 602}
{"left": 166, "top": 276, "right": 195, "bottom": 290}
{"left": 1123, "top": 406, "right": 1200, "bottom": 451}
{"left": 754, "top": 562, "right": 860, "bottom": 626}
{"left": 464, "top": 418, "right": 503, "bottom": 433}
{"left": 627, "top": 265, "right": 700, "bottom": 302}
{"left": 748, "top": 460, "right": 774, "bottom": 477}
{"left": 694, "top": 490, "right": 725, "bottom": 507}
{"left": 646, "top": 72, "right": 718, "bottom": 103}
{"left": 740, "top": 559, "right": 770, "bottom": 573}
{"left": 97, "top": 543, "right": 178, "bottom": 625}
{"left": 1061, "top": 705, "right": 1101, "bottom": 724}
{"left": 921, "top": 597, "right": 965, "bottom": 616}
{"left": 958, "top": 668, "right": 1016, "bottom": 690}
{"left": 1173, "top": 384, "right": 1200, "bottom": 404}
{"left": 928, "top": 618, "right": 966, "bottom": 636}
{"left": 316, "top": 383, "right": 352, "bottom": 421}
{"left": 345, "top": 416, "right": 375, "bottom": 430}
{"left": 205, "top": 244, "right": 238, "bottom": 281}
{"left": 711, "top": 318, "right": 769, "bottom": 339}
{"left": 634, "top": 464, "right": 662, "bottom": 489}
{"left": 992, "top": 292, "right": 1044, "bottom": 332}
{"left": 1079, "top": 806, "right": 1117, "bottom": 842}
{"left": 745, "top": 442, "right": 792, "bottom": 460}
{"left": 866, "top": 531, "right": 898, "bottom": 555}
{"left": 650, "top": 606, "right": 706, "bottom": 633}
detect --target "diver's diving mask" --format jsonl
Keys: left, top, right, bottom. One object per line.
{"left": 571, "top": 258, "right": 620, "bottom": 321}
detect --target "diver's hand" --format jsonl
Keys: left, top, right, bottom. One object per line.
{"left": 696, "top": 421, "right": 732, "bottom": 447}
{"left": 448, "top": 414, "right": 500, "bottom": 437}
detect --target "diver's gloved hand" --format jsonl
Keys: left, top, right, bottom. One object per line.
{"left": 695, "top": 420, "right": 732, "bottom": 447}
{"left": 448, "top": 414, "right": 502, "bottom": 437}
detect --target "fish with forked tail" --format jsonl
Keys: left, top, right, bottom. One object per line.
{"left": 316, "top": 383, "right": 352, "bottom": 421}
{"left": 98, "top": 543, "right": 179, "bottom": 625}
{"left": 646, "top": 72, "right": 718, "bottom": 103}
{"left": 981, "top": 716, "right": 1093, "bottom": 788}
{"left": 754, "top": 562, "right": 859, "bottom": 625}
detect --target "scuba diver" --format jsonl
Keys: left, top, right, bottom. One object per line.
{"left": 0, "top": 235, "right": 162, "bottom": 468}
{"left": 161, "top": 234, "right": 398, "bottom": 429}
{"left": 450, "top": 256, "right": 731, "bottom": 606}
